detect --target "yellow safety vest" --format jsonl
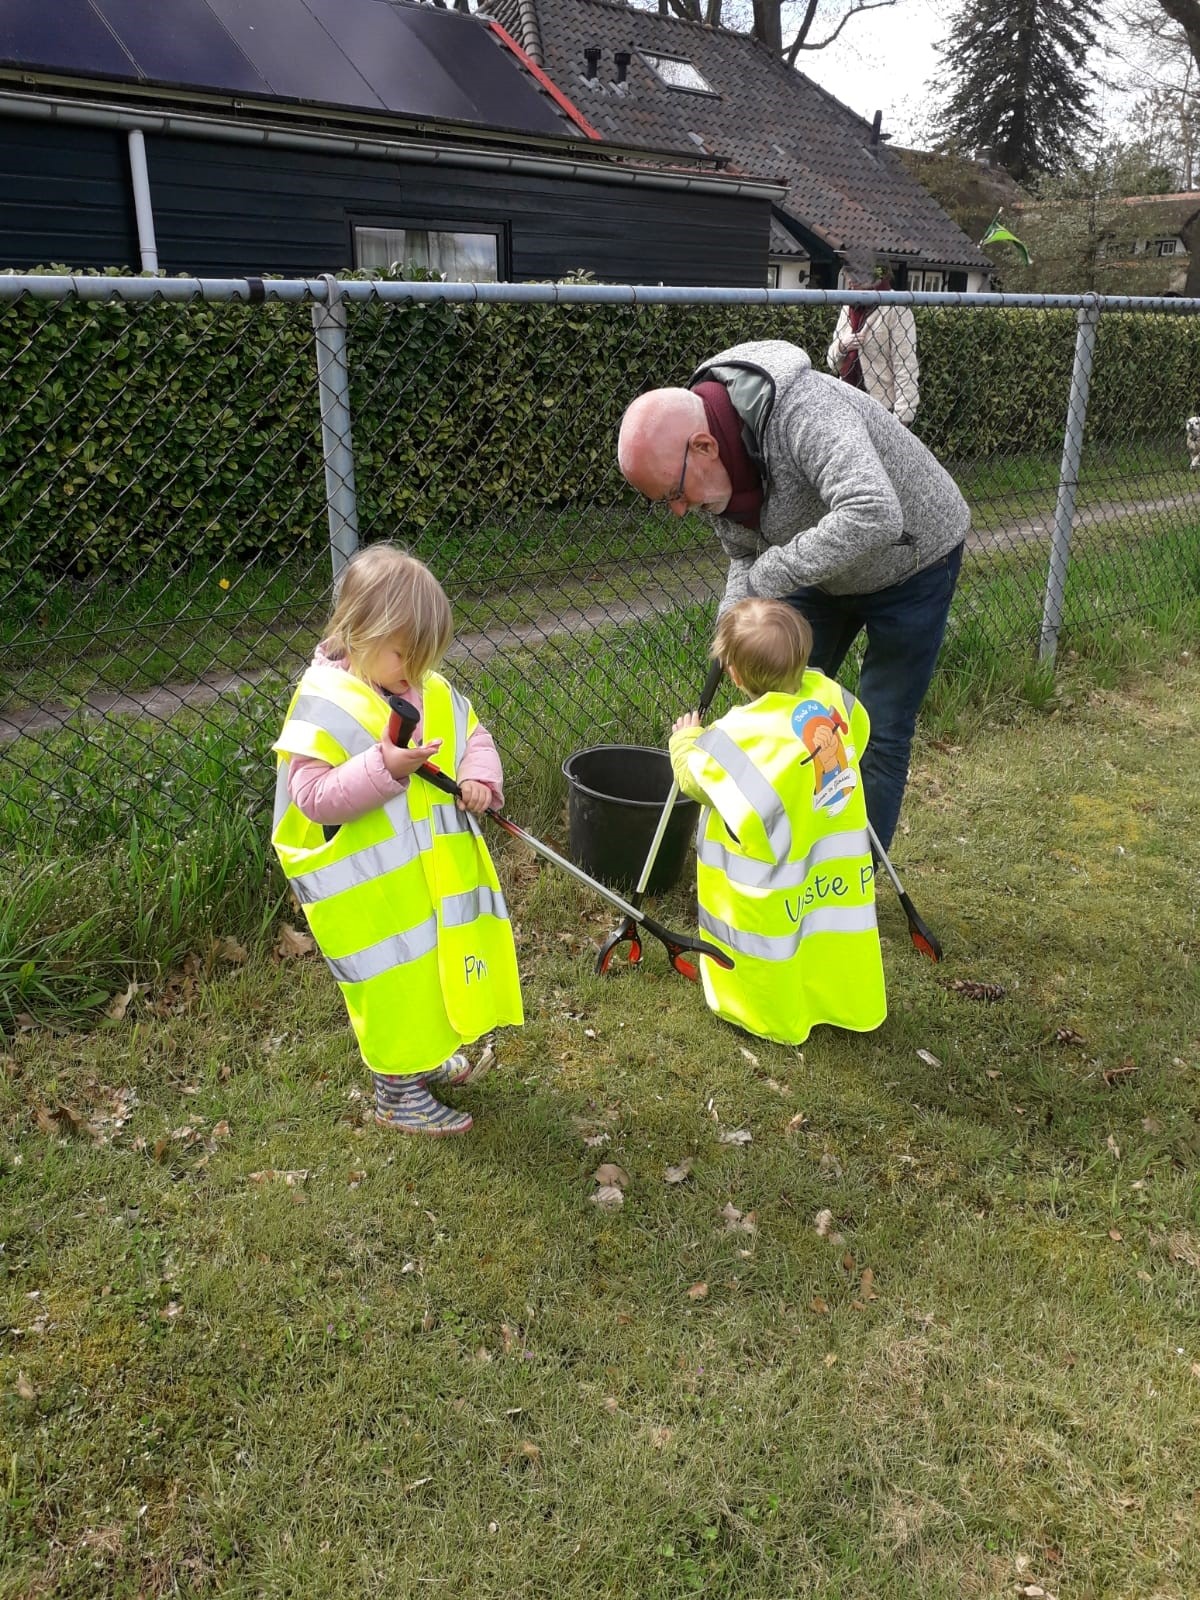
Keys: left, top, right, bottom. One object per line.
{"left": 271, "top": 664, "right": 523, "bottom": 1075}
{"left": 682, "top": 673, "right": 886, "bottom": 1046}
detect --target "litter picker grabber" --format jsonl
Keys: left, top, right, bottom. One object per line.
{"left": 866, "top": 822, "right": 943, "bottom": 963}
{"left": 385, "top": 696, "right": 734, "bottom": 980}
{"left": 595, "top": 657, "right": 726, "bottom": 981}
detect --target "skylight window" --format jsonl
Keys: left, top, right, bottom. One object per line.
{"left": 641, "top": 53, "right": 714, "bottom": 93}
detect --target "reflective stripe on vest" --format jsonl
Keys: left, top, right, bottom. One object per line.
{"left": 287, "top": 694, "right": 377, "bottom": 760}
{"left": 289, "top": 819, "right": 434, "bottom": 906}
{"left": 693, "top": 725, "right": 793, "bottom": 861}
{"left": 325, "top": 915, "right": 440, "bottom": 984}
{"left": 443, "top": 884, "right": 510, "bottom": 929}
{"left": 696, "top": 826, "right": 870, "bottom": 891}
{"left": 700, "top": 901, "right": 879, "bottom": 960}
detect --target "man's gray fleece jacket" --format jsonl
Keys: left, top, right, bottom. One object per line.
{"left": 690, "top": 340, "right": 970, "bottom": 607}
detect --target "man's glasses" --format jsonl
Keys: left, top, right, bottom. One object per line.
{"left": 646, "top": 437, "right": 690, "bottom": 507}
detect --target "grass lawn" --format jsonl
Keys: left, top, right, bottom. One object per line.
{"left": 2, "top": 653, "right": 1198, "bottom": 1598}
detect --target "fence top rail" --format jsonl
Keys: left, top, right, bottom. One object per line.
{"left": 2, "top": 274, "right": 1200, "bottom": 315}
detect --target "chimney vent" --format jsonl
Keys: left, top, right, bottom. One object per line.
{"left": 584, "top": 47, "right": 600, "bottom": 81}
{"left": 869, "top": 110, "right": 882, "bottom": 149}
{"left": 614, "top": 50, "right": 631, "bottom": 84}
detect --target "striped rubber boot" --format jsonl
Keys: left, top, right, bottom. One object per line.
{"left": 420, "top": 1053, "right": 473, "bottom": 1088}
{"left": 373, "top": 1072, "right": 473, "bottom": 1136}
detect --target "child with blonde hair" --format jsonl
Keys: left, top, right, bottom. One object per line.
{"left": 669, "top": 597, "right": 885, "bottom": 1045}
{"left": 271, "top": 544, "right": 523, "bottom": 1134}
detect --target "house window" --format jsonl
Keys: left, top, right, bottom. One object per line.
{"left": 1156, "top": 237, "right": 1181, "bottom": 256}
{"left": 909, "top": 270, "right": 945, "bottom": 292}
{"left": 640, "top": 53, "right": 714, "bottom": 93}
{"left": 353, "top": 224, "right": 500, "bottom": 280}
{"left": 766, "top": 264, "right": 779, "bottom": 288}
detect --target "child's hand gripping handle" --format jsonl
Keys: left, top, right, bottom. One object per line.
{"left": 385, "top": 694, "right": 476, "bottom": 806}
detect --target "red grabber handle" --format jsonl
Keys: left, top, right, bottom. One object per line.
{"left": 386, "top": 694, "right": 421, "bottom": 750}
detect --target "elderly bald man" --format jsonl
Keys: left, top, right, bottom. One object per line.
{"left": 617, "top": 339, "right": 969, "bottom": 851}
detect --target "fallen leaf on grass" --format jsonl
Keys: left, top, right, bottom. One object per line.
{"left": 819, "top": 1152, "right": 843, "bottom": 1181}
{"left": 823, "top": 1352, "right": 838, "bottom": 1367}
{"left": 421, "top": 1309, "right": 436, "bottom": 1333}
{"left": 1103, "top": 1057, "right": 1138, "bottom": 1088}
{"left": 518, "top": 1441, "right": 541, "bottom": 1463}
{"left": 986, "top": 1069, "right": 1001, "bottom": 1080}
{"left": 1141, "top": 1115, "right": 1165, "bottom": 1135}
{"left": 1054, "top": 1028, "right": 1086, "bottom": 1047}
{"left": 106, "top": 980, "right": 142, "bottom": 1021}
{"left": 687, "top": 1282, "right": 709, "bottom": 1301}
{"left": 212, "top": 1121, "right": 231, "bottom": 1140}
{"left": 664, "top": 1159, "right": 693, "bottom": 1185}
{"left": 1106, "top": 1134, "right": 1121, "bottom": 1160}
{"left": 15, "top": 1373, "right": 35, "bottom": 1402}
{"left": 648, "top": 1427, "right": 673, "bottom": 1449}
{"left": 814, "top": 1209, "right": 835, "bottom": 1237}
{"left": 786, "top": 1112, "right": 810, "bottom": 1133}
{"left": 402, "top": 1477, "right": 432, "bottom": 1495}
{"left": 248, "top": 1169, "right": 309, "bottom": 1186}
{"left": 809, "top": 1295, "right": 830, "bottom": 1316}
{"left": 718, "top": 1127, "right": 752, "bottom": 1145}
{"left": 915, "top": 1048, "right": 942, "bottom": 1070}
{"left": 602, "top": 1396, "right": 619, "bottom": 1414}
{"left": 739, "top": 1047, "right": 759, "bottom": 1066}
{"left": 722, "top": 1202, "right": 757, "bottom": 1233}
{"left": 582, "top": 1133, "right": 609, "bottom": 1148}
{"left": 470, "top": 1044, "right": 496, "bottom": 1080}
{"left": 1108, "top": 1229, "right": 1123, "bottom": 1242}
{"left": 347, "top": 1170, "right": 366, "bottom": 1189}
{"left": 593, "top": 1163, "right": 630, "bottom": 1189}
{"left": 274, "top": 926, "right": 315, "bottom": 961}
{"left": 590, "top": 1185, "right": 624, "bottom": 1212}
{"left": 859, "top": 1267, "right": 878, "bottom": 1301}
{"left": 214, "top": 936, "right": 248, "bottom": 963}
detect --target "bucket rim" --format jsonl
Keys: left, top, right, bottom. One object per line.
{"left": 561, "top": 743, "right": 697, "bottom": 810}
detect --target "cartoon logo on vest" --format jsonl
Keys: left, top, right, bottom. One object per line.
{"left": 791, "top": 700, "right": 859, "bottom": 816}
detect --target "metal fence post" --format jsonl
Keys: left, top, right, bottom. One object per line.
{"left": 311, "top": 274, "right": 359, "bottom": 581}
{"left": 1039, "top": 296, "right": 1101, "bottom": 666}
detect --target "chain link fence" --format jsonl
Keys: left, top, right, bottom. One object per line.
{"left": 3, "top": 275, "right": 1200, "bottom": 859}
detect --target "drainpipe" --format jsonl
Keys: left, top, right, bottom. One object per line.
{"left": 127, "top": 128, "right": 158, "bottom": 271}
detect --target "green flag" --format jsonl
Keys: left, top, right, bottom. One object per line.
{"left": 980, "top": 214, "right": 1032, "bottom": 267}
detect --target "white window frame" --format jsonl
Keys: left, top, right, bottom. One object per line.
{"left": 1156, "top": 237, "right": 1181, "bottom": 257}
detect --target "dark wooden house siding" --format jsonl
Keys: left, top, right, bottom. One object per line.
{"left": 0, "top": 121, "right": 769, "bottom": 285}
{"left": 0, "top": 121, "right": 136, "bottom": 268}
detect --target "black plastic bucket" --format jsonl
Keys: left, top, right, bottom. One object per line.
{"left": 561, "top": 744, "right": 698, "bottom": 896}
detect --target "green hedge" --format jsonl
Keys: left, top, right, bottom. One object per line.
{"left": 2, "top": 270, "right": 1197, "bottom": 591}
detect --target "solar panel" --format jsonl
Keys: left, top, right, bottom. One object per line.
{"left": 93, "top": 0, "right": 271, "bottom": 95}
{"left": 398, "top": 6, "right": 564, "bottom": 133}
{"left": 298, "top": 0, "right": 478, "bottom": 123}
{"left": 0, "top": 0, "right": 568, "bottom": 140}
{"left": 0, "top": 0, "right": 137, "bottom": 81}
{"left": 203, "top": 0, "right": 386, "bottom": 109}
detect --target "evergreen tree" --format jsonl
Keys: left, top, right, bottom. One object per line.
{"left": 934, "top": 0, "right": 1104, "bottom": 182}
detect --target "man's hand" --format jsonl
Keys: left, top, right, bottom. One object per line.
{"left": 672, "top": 711, "right": 703, "bottom": 734}
{"left": 380, "top": 731, "right": 442, "bottom": 782}
{"left": 456, "top": 779, "right": 493, "bottom": 815}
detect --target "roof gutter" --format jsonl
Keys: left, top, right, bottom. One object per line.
{"left": 0, "top": 88, "right": 785, "bottom": 200}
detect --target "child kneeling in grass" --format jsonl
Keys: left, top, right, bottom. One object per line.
{"left": 271, "top": 544, "right": 523, "bottom": 1135}
{"left": 668, "top": 598, "right": 886, "bottom": 1046}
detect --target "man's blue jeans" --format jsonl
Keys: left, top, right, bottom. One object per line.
{"left": 784, "top": 542, "right": 964, "bottom": 851}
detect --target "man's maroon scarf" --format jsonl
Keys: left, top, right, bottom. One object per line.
{"left": 692, "top": 379, "right": 763, "bottom": 531}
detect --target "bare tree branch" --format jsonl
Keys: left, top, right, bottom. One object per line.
{"left": 786, "top": 0, "right": 896, "bottom": 64}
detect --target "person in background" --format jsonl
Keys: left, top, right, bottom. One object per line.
{"left": 668, "top": 597, "right": 885, "bottom": 1046}
{"left": 826, "top": 253, "right": 920, "bottom": 427}
{"left": 271, "top": 545, "right": 523, "bottom": 1136}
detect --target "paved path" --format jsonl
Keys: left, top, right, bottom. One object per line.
{"left": 4, "top": 484, "right": 1199, "bottom": 745}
